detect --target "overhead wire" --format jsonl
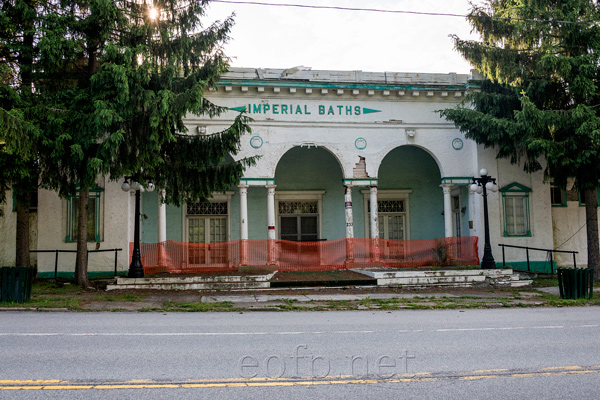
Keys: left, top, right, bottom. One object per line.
{"left": 211, "top": 0, "right": 595, "bottom": 25}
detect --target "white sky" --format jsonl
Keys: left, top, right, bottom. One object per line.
{"left": 205, "top": 0, "right": 482, "bottom": 74}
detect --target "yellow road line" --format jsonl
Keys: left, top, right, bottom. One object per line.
{"left": 1, "top": 366, "right": 598, "bottom": 391}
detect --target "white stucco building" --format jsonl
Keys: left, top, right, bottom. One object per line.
{"left": 0, "top": 67, "right": 590, "bottom": 276}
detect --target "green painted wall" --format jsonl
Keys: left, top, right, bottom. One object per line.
{"left": 246, "top": 187, "right": 267, "bottom": 239}
{"left": 141, "top": 191, "right": 182, "bottom": 243}
{"left": 275, "top": 147, "right": 347, "bottom": 240}
{"left": 378, "top": 146, "right": 444, "bottom": 240}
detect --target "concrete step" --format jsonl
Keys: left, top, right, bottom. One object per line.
{"left": 106, "top": 272, "right": 276, "bottom": 291}
{"left": 351, "top": 268, "right": 529, "bottom": 288}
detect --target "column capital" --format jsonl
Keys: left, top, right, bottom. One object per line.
{"left": 238, "top": 183, "right": 249, "bottom": 189}
{"left": 265, "top": 184, "right": 277, "bottom": 189}
{"left": 441, "top": 183, "right": 453, "bottom": 193}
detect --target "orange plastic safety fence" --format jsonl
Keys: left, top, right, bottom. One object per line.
{"left": 129, "top": 236, "right": 479, "bottom": 274}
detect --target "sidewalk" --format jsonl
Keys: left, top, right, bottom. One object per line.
{"left": 1, "top": 271, "right": 598, "bottom": 312}
{"left": 0, "top": 283, "right": 571, "bottom": 312}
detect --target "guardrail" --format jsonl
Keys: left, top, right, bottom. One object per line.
{"left": 30, "top": 248, "right": 123, "bottom": 278}
{"left": 498, "top": 244, "right": 578, "bottom": 274}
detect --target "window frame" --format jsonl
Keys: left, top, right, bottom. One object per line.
{"left": 550, "top": 185, "right": 567, "bottom": 207}
{"left": 65, "top": 188, "right": 103, "bottom": 243}
{"left": 183, "top": 192, "right": 233, "bottom": 243}
{"left": 361, "top": 189, "right": 412, "bottom": 240}
{"left": 500, "top": 182, "right": 531, "bottom": 237}
{"left": 275, "top": 191, "right": 325, "bottom": 240}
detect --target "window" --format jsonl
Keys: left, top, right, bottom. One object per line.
{"left": 279, "top": 201, "right": 319, "bottom": 241}
{"left": 500, "top": 183, "right": 531, "bottom": 237}
{"left": 66, "top": 189, "right": 102, "bottom": 242}
{"left": 577, "top": 188, "right": 600, "bottom": 207}
{"left": 361, "top": 190, "right": 412, "bottom": 240}
{"left": 550, "top": 186, "right": 566, "bottom": 207}
{"left": 275, "top": 191, "right": 324, "bottom": 241}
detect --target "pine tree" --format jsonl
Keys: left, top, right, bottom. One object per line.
{"left": 38, "top": 0, "right": 254, "bottom": 287}
{"left": 0, "top": 0, "right": 44, "bottom": 267}
{"left": 441, "top": 0, "right": 600, "bottom": 279}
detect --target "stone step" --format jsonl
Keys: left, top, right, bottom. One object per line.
{"left": 106, "top": 272, "right": 276, "bottom": 291}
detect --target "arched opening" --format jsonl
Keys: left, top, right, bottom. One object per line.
{"left": 274, "top": 146, "right": 345, "bottom": 241}
{"left": 377, "top": 145, "right": 443, "bottom": 240}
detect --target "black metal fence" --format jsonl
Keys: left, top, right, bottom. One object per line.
{"left": 498, "top": 244, "right": 577, "bottom": 274}
{"left": 30, "top": 248, "right": 123, "bottom": 278}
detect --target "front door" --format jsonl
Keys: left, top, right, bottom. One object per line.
{"left": 186, "top": 202, "right": 228, "bottom": 267}
{"left": 278, "top": 201, "right": 320, "bottom": 266}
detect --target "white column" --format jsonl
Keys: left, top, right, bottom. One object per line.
{"left": 369, "top": 185, "right": 381, "bottom": 263}
{"left": 266, "top": 184, "right": 276, "bottom": 240}
{"left": 344, "top": 185, "right": 354, "bottom": 239}
{"left": 157, "top": 189, "right": 167, "bottom": 267}
{"left": 238, "top": 185, "right": 249, "bottom": 240}
{"left": 266, "top": 184, "right": 277, "bottom": 265}
{"left": 344, "top": 185, "right": 355, "bottom": 264}
{"left": 442, "top": 183, "right": 453, "bottom": 238}
{"left": 158, "top": 190, "right": 167, "bottom": 243}
{"left": 369, "top": 186, "right": 379, "bottom": 239}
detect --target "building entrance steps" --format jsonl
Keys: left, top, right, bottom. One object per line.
{"left": 106, "top": 268, "right": 532, "bottom": 291}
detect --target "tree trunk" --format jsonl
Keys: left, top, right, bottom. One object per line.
{"left": 14, "top": 2, "right": 34, "bottom": 268}
{"left": 584, "top": 189, "right": 599, "bottom": 280}
{"left": 15, "top": 190, "right": 30, "bottom": 267}
{"left": 75, "top": 188, "right": 90, "bottom": 288}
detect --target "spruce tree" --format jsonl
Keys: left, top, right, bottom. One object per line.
{"left": 0, "top": 0, "right": 44, "bottom": 267}
{"left": 441, "top": 0, "right": 600, "bottom": 279}
{"left": 38, "top": 0, "right": 254, "bottom": 287}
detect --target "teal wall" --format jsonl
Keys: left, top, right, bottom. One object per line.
{"left": 378, "top": 146, "right": 444, "bottom": 240}
{"left": 141, "top": 191, "right": 183, "bottom": 243}
{"left": 461, "top": 186, "right": 470, "bottom": 237}
{"left": 246, "top": 187, "right": 267, "bottom": 239}
{"left": 275, "top": 147, "right": 348, "bottom": 240}
{"left": 139, "top": 145, "right": 445, "bottom": 243}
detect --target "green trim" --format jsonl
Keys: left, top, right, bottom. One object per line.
{"left": 502, "top": 190, "right": 531, "bottom": 237}
{"left": 441, "top": 176, "right": 473, "bottom": 185}
{"left": 354, "top": 137, "right": 367, "bottom": 150}
{"left": 250, "top": 136, "right": 263, "bottom": 148}
{"left": 499, "top": 182, "right": 532, "bottom": 193}
{"left": 576, "top": 188, "right": 600, "bottom": 207}
{"left": 498, "top": 261, "right": 556, "bottom": 274}
{"left": 239, "top": 178, "right": 275, "bottom": 187}
{"left": 550, "top": 186, "right": 567, "bottom": 207}
{"left": 37, "top": 271, "right": 127, "bottom": 279}
{"left": 66, "top": 191, "right": 102, "bottom": 243}
{"left": 218, "top": 79, "right": 467, "bottom": 92}
{"left": 343, "top": 178, "right": 379, "bottom": 186}
{"left": 363, "top": 108, "right": 381, "bottom": 114}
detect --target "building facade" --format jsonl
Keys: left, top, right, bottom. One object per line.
{"left": 0, "top": 67, "right": 588, "bottom": 275}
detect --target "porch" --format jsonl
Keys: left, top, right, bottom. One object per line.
{"left": 132, "top": 236, "right": 479, "bottom": 274}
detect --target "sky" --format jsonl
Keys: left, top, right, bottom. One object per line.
{"left": 205, "top": 0, "right": 483, "bottom": 74}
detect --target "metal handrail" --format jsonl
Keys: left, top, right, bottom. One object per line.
{"left": 498, "top": 244, "right": 578, "bottom": 274}
{"left": 30, "top": 248, "right": 123, "bottom": 278}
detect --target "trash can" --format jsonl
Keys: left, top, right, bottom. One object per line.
{"left": 557, "top": 268, "right": 594, "bottom": 300}
{"left": 0, "top": 267, "right": 35, "bottom": 303}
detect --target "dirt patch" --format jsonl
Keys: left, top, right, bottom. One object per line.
{"left": 270, "top": 270, "right": 375, "bottom": 282}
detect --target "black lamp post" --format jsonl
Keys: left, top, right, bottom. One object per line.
{"left": 122, "top": 177, "right": 155, "bottom": 278}
{"left": 470, "top": 168, "right": 498, "bottom": 270}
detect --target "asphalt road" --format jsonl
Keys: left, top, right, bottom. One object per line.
{"left": 1, "top": 308, "right": 599, "bottom": 399}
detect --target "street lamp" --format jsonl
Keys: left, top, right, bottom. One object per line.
{"left": 121, "top": 177, "right": 155, "bottom": 278}
{"left": 470, "top": 168, "right": 499, "bottom": 270}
